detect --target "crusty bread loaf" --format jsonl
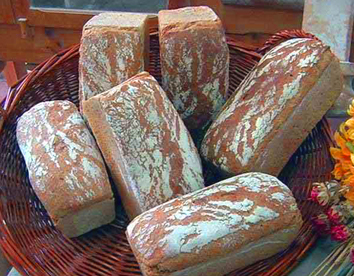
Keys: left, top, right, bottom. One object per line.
{"left": 79, "top": 12, "right": 149, "bottom": 109}
{"left": 83, "top": 72, "right": 204, "bottom": 220}
{"left": 126, "top": 172, "right": 302, "bottom": 276}
{"left": 16, "top": 101, "right": 115, "bottom": 238}
{"left": 158, "top": 6, "right": 229, "bottom": 130}
{"left": 201, "top": 38, "right": 343, "bottom": 177}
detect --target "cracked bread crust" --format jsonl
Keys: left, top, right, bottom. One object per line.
{"left": 201, "top": 38, "right": 343, "bottom": 177}
{"left": 16, "top": 100, "right": 115, "bottom": 237}
{"left": 83, "top": 72, "right": 204, "bottom": 220}
{"left": 126, "top": 172, "right": 302, "bottom": 276}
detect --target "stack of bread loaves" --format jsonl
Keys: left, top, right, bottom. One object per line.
{"left": 16, "top": 5, "right": 343, "bottom": 276}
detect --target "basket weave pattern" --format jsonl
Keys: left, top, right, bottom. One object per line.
{"left": 0, "top": 31, "right": 334, "bottom": 276}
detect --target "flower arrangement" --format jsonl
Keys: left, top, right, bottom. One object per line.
{"left": 309, "top": 100, "right": 354, "bottom": 275}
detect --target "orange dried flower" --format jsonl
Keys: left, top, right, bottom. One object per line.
{"left": 346, "top": 118, "right": 354, "bottom": 129}
{"left": 330, "top": 103, "right": 354, "bottom": 204}
{"left": 334, "top": 132, "right": 351, "bottom": 156}
{"left": 348, "top": 99, "right": 354, "bottom": 117}
{"left": 348, "top": 129, "right": 354, "bottom": 141}
{"left": 332, "top": 163, "right": 344, "bottom": 180}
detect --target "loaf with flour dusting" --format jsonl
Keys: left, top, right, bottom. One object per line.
{"left": 83, "top": 72, "right": 204, "bottom": 220}
{"left": 158, "top": 6, "right": 229, "bottom": 130}
{"left": 201, "top": 38, "right": 343, "bottom": 176}
{"left": 16, "top": 101, "right": 115, "bottom": 238}
{"left": 126, "top": 172, "right": 302, "bottom": 276}
{"left": 79, "top": 12, "right": 149, "bottom": 109}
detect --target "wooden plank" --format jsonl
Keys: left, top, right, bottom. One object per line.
{"left": 0, "top": 22, "right": 269, "bottom": 64}
{"left": 11, "top": 0, "right": 30, "bottom": 19}
{"left": 27, "top": 8, "right": 158, "bottom": 30}
{"left": 1, "top": 0, "right": 352, "bottom": 64}
{"left": 0, "top": 0, "right": 16, "bottom": 24}
{"left": 24, "top": 4, "right": 302, "bottom": 35}
{"left": 27, "top": 8, "right": 96, "bottom": 30}
{"left": 12, "top": 0, "right": 95, "bottom": 29}
{"left": 17, "top": 7, "right": 158, "bottom": 31}
{"left": 3, "top": 62, "right": 27, "bottom": 87}
{"left": 0, "top": 24, "right": 81, "bottom": 63}
{"left": 0, "top": 14, "right": 157, "bottom": 63}
{"left": 9, "top": 0, "right": 303, "bottom": 34}
{"left": 167, "top": 0, "right": 190, "bottom": 9}
{"left": 223, "top": 5, "right": 303, "bottom": 35}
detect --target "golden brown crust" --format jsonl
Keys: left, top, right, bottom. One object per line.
{"left": 201, "top": 38, "right": 343, "bottom": 176}
{"left": 158, "top": 6, "right": 229, "bottom": 130}
{"left": 254, "top": 56, "right": 343, "bottom": 175}
{"left": 83, "top": 72, "right": 204, "bottom": 220}
{"left": 16, "top": 100, "right": 115, "bottom": 237}
{"left": 79, "top": 12, "right": 149, "bottom": 111}
{"left": 83, "top": 96, "right": 141, "bottom": 218}
{"left": 126, "top": 173, "right": 302, "bottom": 276}
{"left": 56, "top": 198, "right": 115, "bottom": 238}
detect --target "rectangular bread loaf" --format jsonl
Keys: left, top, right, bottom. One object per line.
{"left": 79, "top": 12, "right": 149, "bottom": 108}
{"left": 16, "top": 101, "right": 115, "bottom": 238}
{"left": 83, "top": 72, "right": 205, "bottom": 220}
{"left": 126, "top": 172, "right": 302, "bottom": 276}
{"left": 158, "top": 7, "right": 229, "bottom": 130}
{"left": 201, "top": 38, "right": 343, "bottom": 176}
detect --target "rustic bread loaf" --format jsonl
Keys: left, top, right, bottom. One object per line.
{"left": 201, "top": 38, "right": 343, "bottom": 177}
{"left": 83, "top": 71, "right": 204, "bottom": 220}
{"left": 158, "top": 6, "right": 229, "bottom": 130}
{"left": 16, "top": 101, "right": 115, "bottom": 238}
{"left": 126, "top": 172, "right": 302, "bottom": 276}
{"left": 79, "top": 12, "right": 149, "bottom": 109}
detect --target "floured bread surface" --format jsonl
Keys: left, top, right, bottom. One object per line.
{"left": 126, "top": 172, "right": 302, "bottom": 276}
{"left": 83, "top": 71, "right": 204, "bottom": 220}
{"left": 79, "top": 12, "right": 149, "bottom": 108}
{"left": 201, "top": 38, "right": 343, "bottom": 176}
{"left": 158, "top": 6, "right": 229, "bottom": 130}
{"left": 16, "top": 100, "right": 115, "bottom": 237}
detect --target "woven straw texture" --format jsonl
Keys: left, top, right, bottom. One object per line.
{"left": 0, "top": 30, "right": 334, "bottom": 276}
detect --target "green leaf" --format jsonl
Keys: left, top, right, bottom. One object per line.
{"left": 345, "top": 142, "right": 354, "bottom": 154}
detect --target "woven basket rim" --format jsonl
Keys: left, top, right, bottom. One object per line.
{"left": 1, "top": 45, "right": 80, "bottom": 125}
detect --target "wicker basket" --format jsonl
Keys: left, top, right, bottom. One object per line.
{"left": 0, "top": 30, "right": 334, "bottom": 276}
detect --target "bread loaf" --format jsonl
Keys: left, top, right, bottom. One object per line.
{"left": 79, "top": 12, "right": 149, "bottom": 108}
{"left": 201, "top": 38, "right": 343, "bottom": 176}
{"left": 126, "top": 172, "right": 302, "bottom": 276}
{"left": 83, "top": 72, "right": 204, "bottom": 220}
{"left": 16, "top": 101, "right": 115, "bottom": 238}
{"left": 158, "top": 7, "right": 229, "bottom": 130}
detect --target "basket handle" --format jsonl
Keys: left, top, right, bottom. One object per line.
{"left": 257, "top": 29, "right": 320, "bottom": 55}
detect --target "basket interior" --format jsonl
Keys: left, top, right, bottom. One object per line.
{"left": 0, "top": 33, "right": 335, "bottom": 276}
